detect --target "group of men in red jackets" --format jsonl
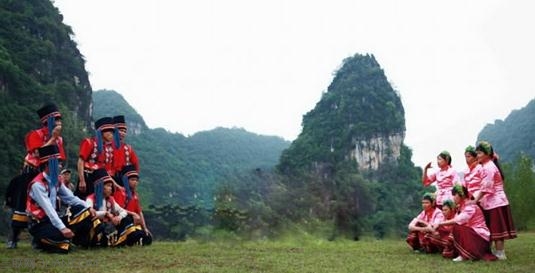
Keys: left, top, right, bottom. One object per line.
{"left": 5, "top": 103, "right": 151, "bottom": 253}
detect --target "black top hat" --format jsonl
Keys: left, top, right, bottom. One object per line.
{"left": 113, "top": 115, "right": 127, "bottom": 130}
{"left": 121, "top": 165, "right": 139, "bottom": 179}
{"left": 94, "top": 117, "right": 114, "bottom": 132}
{"left": 91, "top": 168, "right": 114, "bottom": 185}
{"left": 38, "top": 145, "right": 60, "bottom": 164}
{"left": 37, "top": 103, "right": 61, "bottom": 123}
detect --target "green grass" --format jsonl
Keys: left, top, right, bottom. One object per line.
{"left": 1, "top": 233, "right": 534, "bottom": 273}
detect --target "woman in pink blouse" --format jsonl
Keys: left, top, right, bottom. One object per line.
{"left": 428, "top": 199, "right": 456, "bottom": 258}
{"left": 407, "top": 193, "right": 443, "bottom": 253}
{"left": 462, "top": 146, "right": 484, "bottom": 199}
{"left": 422, "top": 151, "right": 459, "bottom": 209}
{"left": 474, "top": 141, "right": 517, "bottom": 260}
{"left": 432, "top": 185, "right": 496, "bottom": 262}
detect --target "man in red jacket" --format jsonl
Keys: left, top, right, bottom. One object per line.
{"left": 75, "top": 117, "right": 118, "bottom": 200}
{"left": 5, "top": 103, "right": 65, "bottom": 249}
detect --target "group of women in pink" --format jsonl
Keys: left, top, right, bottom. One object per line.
{"left": 407, "top": 141, "right": 517, "bottom": 262}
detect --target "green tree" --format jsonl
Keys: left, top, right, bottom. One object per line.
{"left": 504, "top": 154, "right": 535, "bottom": 230}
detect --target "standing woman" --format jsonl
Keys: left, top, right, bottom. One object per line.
{"left": 462, "top": 146, "right": 483, "bottom": 200}
{"left": 422, "top": 151, "right": 459, "bottom": 209}
{"left": 474, "top": 141, "right": 517, "bottom": 260}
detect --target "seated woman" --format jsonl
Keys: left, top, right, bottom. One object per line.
{"left": 427, "top": 199, "right": 456, "bottom": 258}
{"left": 114, "top": 165, "right": 152, "bottom": 245}
{"left": 432, "top": 185, "right": 496, "bottom": 262}
{"left": 86, "top": 168, "right": 144, "bottom": 247}
{"left": 406, "top": 193, "right": 443, "bottom": 253}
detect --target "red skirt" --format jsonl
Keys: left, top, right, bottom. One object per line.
{"left": 452, "top": 225, "right": 496, "bottom": 261}
{"left": 483, "top": 205, "right": 517, "bottom": 240}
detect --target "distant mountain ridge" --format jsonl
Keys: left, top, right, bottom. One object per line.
{"left": 478, "top": 98, "right": 535, "bottom": 162}
{"left": 92, "top": 90, "right": 148, "bottom": 135}
{"left": 93, "top": 90, "right": 291, "bottom": 206}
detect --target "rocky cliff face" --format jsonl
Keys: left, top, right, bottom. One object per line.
{"left": 129, "top": 122, "right": 144, "bottom": 136}
{"left": 351, "top": 132, "right": 404, "bottom": 171}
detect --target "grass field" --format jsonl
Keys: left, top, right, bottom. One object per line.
{"left": 1, "top": 233, "right": 534, "bottom": 273}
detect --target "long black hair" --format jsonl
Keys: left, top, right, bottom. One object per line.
{"left": 476, "top": 141, "right": 505, "bottom": 180}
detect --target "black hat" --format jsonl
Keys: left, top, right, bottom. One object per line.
{"left": 121, "top": 165, "right": 139, "bottom": 179}
{"left": 38, "top": 145, "right": 60, "bottom": 165}
{"left": 91, "top": 168, "right": 114, "bottom": 209}
{"left": 37, "top": 103, "right": 61, "bottom": 123}
{"left": 113, "top": 115, "right": 127, "bottom": 130}
{"left": 94, "top": 117, "right": 114, "bottom": 132}
{"left": 91, "top": 168, "right": 114, "bottom": 185}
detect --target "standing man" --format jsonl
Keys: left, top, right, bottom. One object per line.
{"left": 57, "top": 169, "right": 76, "bottom": 218}
{"left": 60, "top": 169, "right": 75, "bottom": 192}
{"left": 24, "top": 103, "right": 66, "bottom": 172}
{"left": 5, "top": 103, "right": 65, "bottom": 249}
{"left": 27, "top": 145, "right": 95, "bottom": 253}
{"left": 75, "top": 117, "right": 117, "bottom": 200}
{"left": 112, "top": 115, "right": 139, "bottom": 185}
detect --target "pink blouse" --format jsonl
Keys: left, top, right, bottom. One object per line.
{"left": 425, "top": 166, "right": 458, "bottom": 205}
{"left": 410, "top": 207, "right": 444, "bottom": 227}
{"left": 462, "top": 164, "right": 483, "bottom": 200}
{"left": 454, "top": 201, "right": 490, "bottom": 241}
{"left": 479, "top": 160, "right": 509, "bottom": 210}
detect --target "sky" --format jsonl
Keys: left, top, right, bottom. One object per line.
{"left": 53, "top": 0, "right": 535, "bottom": 170}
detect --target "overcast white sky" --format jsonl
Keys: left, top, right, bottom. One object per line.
{"left": 53, "top": 0, "right": 534, "bottom": 170}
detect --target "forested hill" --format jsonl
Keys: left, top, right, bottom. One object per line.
{"left": 0, "top": 0, "right": 92, "bottom": 190}
{"left": 92, "top": 90, "right": 148, "bottom": 134}
{"left": 93, "top": 90, "right": 291, "bottom": 206}
{"left": 477, "top": 98, "right": 535, "bottom": 162}
{"left": 279, "top": 54, "right": 406, "bottom": 173}
{"left": 273, "top": 54, "right": 421, "bottom": 238}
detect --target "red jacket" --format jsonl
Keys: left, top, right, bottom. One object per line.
{"left": 26, "top": 173, "right": 60, "bottom": 220}
{"left": 79, "top": 137, "right": 116, "bottom": 175}
{"left": 24, "top": 128, "right": 66, "bottom": 167}
{"left": 113, "top": 143, "right": 139, "bottom": 174}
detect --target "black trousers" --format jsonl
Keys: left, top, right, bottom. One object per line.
{"left": 114, "top": 215, "right": 146, "bottom": 246}
{"left": 29, "top": 205, "right": 93, "bottom": 253}
{"left": 74, "top": 171, "right": 94, "bottom": 200}
{"left": 6, "top": 169, "right": 38, "bottom": 245}
{"left": 8, "top": 210, "right": 29, "bottom": 244}
{"left": 29, "top": 220, "right": 70, "bottom": 253}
